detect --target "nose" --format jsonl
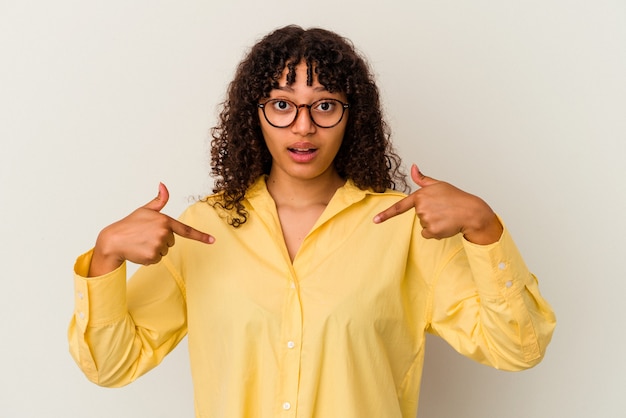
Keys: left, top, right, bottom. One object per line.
{"left": 291, "top": 105, "right": 316, "bottom": 135}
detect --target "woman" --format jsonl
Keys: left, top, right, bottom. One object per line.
{"left": 69, "top": 25, "right": 555, "bottom": 417}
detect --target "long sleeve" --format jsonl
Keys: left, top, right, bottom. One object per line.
{"left": 424, "top": 224, "right": 556, "bottom": 371}
{"left": 68, "top": 249, "right": 188, "bottom": 387}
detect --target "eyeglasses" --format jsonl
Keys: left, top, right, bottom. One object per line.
{"left": 258, "top": 98, "right": 349, "bottom": 128}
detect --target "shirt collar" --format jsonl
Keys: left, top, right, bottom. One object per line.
{"left": 244, "top": 176, "right": 378, "bottom": 233}
{"left": 245, "top": 176, "right": 373, "bottom": 208}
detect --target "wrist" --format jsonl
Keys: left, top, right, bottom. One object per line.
{"left": 89, "top": 228, "right": 125, "bottom": 277}
{"left": 461, "top": 209, "right": 503, "bottom": 245}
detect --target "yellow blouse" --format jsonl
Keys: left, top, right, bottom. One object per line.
{"left": 69, "top": 177, "right": 555, "bottom": 418}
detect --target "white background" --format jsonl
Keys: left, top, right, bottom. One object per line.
{"left": 1, "top": 1, "right": 625, "bottom": 417}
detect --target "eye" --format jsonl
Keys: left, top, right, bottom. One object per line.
{"left": 313, "top": 100, "right": 336, "bottom": 112}
{"left": 270, "top": 100, "right": 293, "bottom": 112}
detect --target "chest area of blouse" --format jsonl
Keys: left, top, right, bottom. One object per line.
{"left": 183, "top": 208, "right": 424, "bottom": 334}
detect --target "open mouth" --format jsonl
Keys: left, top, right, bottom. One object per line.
{"left": 288, "top": 147, "right": 317, "bottom": 154}
{"left": 287, "top": 146, "right": 319, "bottom": 163}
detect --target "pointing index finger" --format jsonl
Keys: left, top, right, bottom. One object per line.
{"left": 169, "top": 218, "right": 215, "bottom": 244}
{"left": 373, "top": 195, "right": 415, "bottom": 224}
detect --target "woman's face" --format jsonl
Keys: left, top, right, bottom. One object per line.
{"left": 258, "top": 61, "right": 348, "bottom": 184}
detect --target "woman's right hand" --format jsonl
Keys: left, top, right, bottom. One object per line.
{"left": 88, "top": 183, "right": 215, "bottom": 277}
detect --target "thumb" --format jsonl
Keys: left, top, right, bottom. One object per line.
{"left": 143, "top": 182, "right": 169, "bottom": 212}
{"left": 410, "top": 164, "right": 438, "bottom": 188}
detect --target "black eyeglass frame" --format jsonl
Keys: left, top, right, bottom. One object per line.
{"left": 257, "top": 98, "right": 350, "bottom": 128}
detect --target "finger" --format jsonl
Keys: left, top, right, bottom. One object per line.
{"left": 410, "top": 164, "right": 439, "bottom": 188}
{"left": 143, "top": 182, "right": 170, "bottom": 212}
{"left": 421, "top": 228, "right": 436, "bottom": 240}
{"left": 416, "top": 215, "right": 435, "bottom": 237}
{"left": 169, "top": 218, "right": 215, "bottom": 244}
{"left": 373, "top": 195, "right": 416, "bottom": 224}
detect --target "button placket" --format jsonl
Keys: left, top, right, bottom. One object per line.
{"left": 276, "top": 272, "right": 303, "bottom": 415}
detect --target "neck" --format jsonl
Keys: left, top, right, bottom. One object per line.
{"left": 266, "top": 170, "right": 345, "bottom": 208}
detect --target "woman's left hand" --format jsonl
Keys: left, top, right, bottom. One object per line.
{"left": 373, "top": 164, "right": 503, "bottom": 245}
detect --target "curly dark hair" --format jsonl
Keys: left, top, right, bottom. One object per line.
{"left": 210, "top": 25, "right": 408, "bottom": 227}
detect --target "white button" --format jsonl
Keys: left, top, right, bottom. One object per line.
{"left": 78, "top": 311, "right": 85, "bottom": 320}
{"left": 290, "top": 283, "right": 296, "bottom": 289}
{"left": 498, "top": 262, "right": 506, "bottom": 270}
{"left": 77, "top": 291, "right": 84, "bottom": 300}
{"left": 505, "top": 280, "right": 513, "bottom": 288}
{"left": 287, "top": 341, "right": 295, "bottom": 349}
{"left": 282, "top": 402, "right": 291, "bottom": 410}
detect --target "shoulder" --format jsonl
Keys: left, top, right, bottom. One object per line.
{"left": 177, "top": 193, "right": 231, "bottom": 228}
{"left": 350, "top": 183, "right": 409, "bottom": 212}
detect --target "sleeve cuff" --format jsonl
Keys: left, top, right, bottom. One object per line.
{"left": 461, "top": 222, "right": 533, "bottom": 299}
{"left": 73, "top": 249, "right": 128, "bottom": 332}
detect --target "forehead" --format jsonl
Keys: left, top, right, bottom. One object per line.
{"left": 276, "top": 61, "right": 320, "bottom": 87}
{"left": 267, "top": 59, "right": 346, "bottom": 99}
